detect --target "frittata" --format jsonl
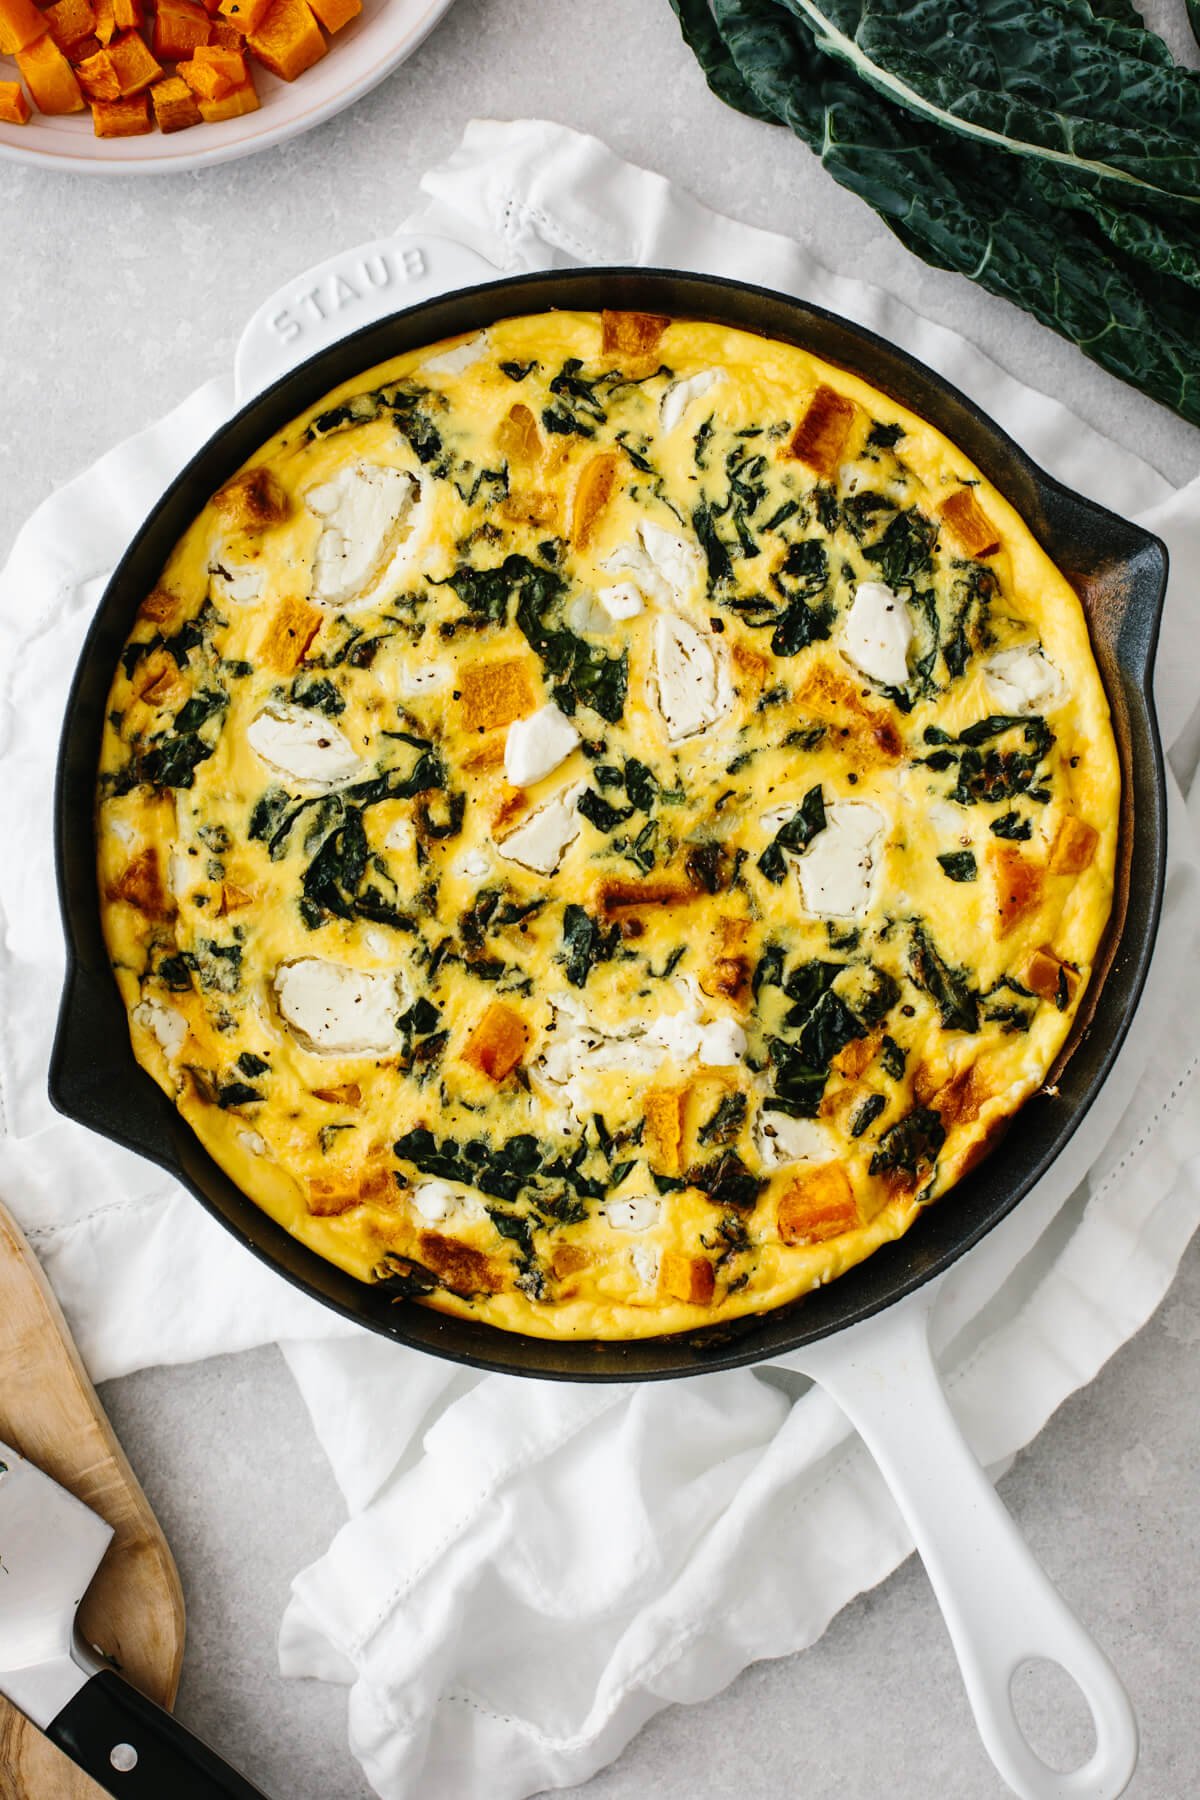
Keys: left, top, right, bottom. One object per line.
{"left": 96, "top": 308, "right": 1119, "bottom": 1339}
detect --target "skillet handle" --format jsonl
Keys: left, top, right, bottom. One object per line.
{"left": 233, "top": 233, "right": 502, "bottom": 404}
{"left": 792, "top": 1288, "right": 1137, "bottom": 1800}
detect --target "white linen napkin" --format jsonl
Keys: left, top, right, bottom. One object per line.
{"left": 2, "top": 119, "right": 1199, "bottom": 1800}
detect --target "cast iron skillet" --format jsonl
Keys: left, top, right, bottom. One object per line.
{"left": 49, "top": 267, "right": 1167, "bottom": 1379}
{"left": 49, "top": 267, "right": 1167, "bottom": 1800}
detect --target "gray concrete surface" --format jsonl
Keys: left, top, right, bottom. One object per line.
{"left": 2, "top": 0, "right": 1198, "bottom": 1794}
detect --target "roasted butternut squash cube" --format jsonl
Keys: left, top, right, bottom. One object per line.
{"left": 0, "top": 77, "right": 32, "bottom": 121}
{"left": 207, "top": 18, "right": 245, "bottom": 47}
{"left": 152, "top": 0, "right": 210, "bottom": 59}
{"left": 644, "top": 1087, "right": 687, "bottom": 1177}
{"left": 777, "top": 1162, "right": 858, "bottom": 1246}
{"left": 260, "top": 594, "right": 321, "bottom": 671}
{"left": 0, "top": 0, "right": 48, "bottom": 56}
{"left": 91, "top": 90, "right": 150, "bottom": 133}
{"left": 551, "top": 1243, "right": 590, "bottom": 1280}
{"left": 16, "top": 34, "right": 85, "bottom": 111}
{"left": 196, "top": 72, "right": 257, "bottom": 118}
{"left": 460, "top": 1002, "right": 530, "bottom": 1082}
{"left": 939, "top": 487, "right": 1000, "bottom": 558}
{"left": 178, "top": 43, "right": 244, "bottom": 96}
{"left": 106, "top": 28, "right": 161, "bottom": 94}
{"left": 418, "top": 1231, "right": 500, "bottom": 1296}
{"left": 111, "top": 0, "right": 142, "bottom": 27}
{"left": 571, "top": 451, "right": 620, "bottom": 549}
{"left": 310, "top": 1080, "right": 361, "bottom": 1107}
{"left": 214, "top": 465, "right": 289, "bottom": 531}
{"left": 988, "top": 843, "right": 1043, "bottom": 938}
{"left": 601, "top": 309, "right": 670, "bottom": 362}
{"left": 246, "top": 0, "right": 326, "bottom": 81}
{"left": 65, "top": 33, "right": 101, "bottom": 63}
{"left": 308, "top": 1163, "right": 391, "bottom": 1217}
{"left": 106, "top": 847, "right": 174, "bottom": 919}
{"left": 218, "top": 0, "right": 271, "bottom": 31}
{"left": 458, "top": 657, "right": 537, "bottom": 733}
{"left": 1049, "top": 815, "right": 1099, "bottom": 875}
{"left": 787, "top": 384, "right": 856, "bottom": 477}
{"left": 496, "top": 401, "right": 542, "bottom": 469}
{"left": 150, "top": 72, "right": 201, "bottom": 131}
{"left": 92, "top": 0, "right": 116, "bottom": 44}
{"left": 1024, "top": 944, "right": 1078, "bottom": 1006}
{"left": 44, "top": 0, "right": 95, "bottom": 52}
{"left": 660, "top": 1250, "right": 715, "bottom": 1306}
{"left": 307, "top": 0, "right": 358, "bottom": 31}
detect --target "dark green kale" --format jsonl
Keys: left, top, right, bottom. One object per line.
{"left": 686, "top": 1152, "right": 763, "bottom": 1211}
{"left": 560, "top": 904, "right": 620, "bottom": 988}
{"left": 922, "top": 715, "right": 1055, "bottom": 807}
{"left": 863, "top": 508, "right": 938, "bottom": 590}
{"left": 866, "top": 421, "right": 904, "bottom": 450}
{"left": 937, "top": 851, "right": 978, "bottom": 882}
{"left": 217, "top": 1081, "right": 261, "bottom": 1109}
{"left": 289, "top": 675, "right": 345, "bottom": 716}
{"left": 669, "top": 0, "right": 1200, "bottom": 429}
{"left": 869, "top": 1106, "right": 947, "bottom": 1180}
{"left": 758, "top": 783, "right": 825, "bottom": 884}
{"left": 698, "top": 1092, "right": 748, "bottom": 1146}
{"left": 850, "top": 1093, "right": 887, "bottom": 1138}
{"left": 578, "top": 788, "right": 634, "bottom": 833}
{"left": 990, "top": 812, "right": 1033, "bottom": 841}
{"left": 908, "top": 923, "right": 979, "bottom": 1033}
{"left": 513, "top": 560, "right": 629, "bottom": 724}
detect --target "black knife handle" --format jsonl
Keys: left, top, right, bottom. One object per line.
{"left": 48, "top": 1669, "right": 270, "bottom": 1799}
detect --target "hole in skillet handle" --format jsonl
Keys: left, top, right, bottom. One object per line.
{"left": 1010, "top": 1658, "right": 1099, "bottom": 1778}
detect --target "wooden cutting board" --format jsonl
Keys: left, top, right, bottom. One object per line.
{"left": 0, "top": 1199, "right": 186, "bottom": 1800}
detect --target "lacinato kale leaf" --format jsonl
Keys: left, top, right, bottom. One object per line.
{"left": 560, "top": 904, "right": 620, "bottom": 987}
{"left": 908, "top": 921, "right": 979, "bottom": 1032}
{"left": 937, "top": 850, "right": 978, "bottom": 882}
{"left": 758, "top": 783, "right": 826, "bottom": 883}
{"left": 669, "top": 0, "right": 1200, "bottom": 428}
{"left": 869, "top": 1105, "right": 946, "bottom": 1180}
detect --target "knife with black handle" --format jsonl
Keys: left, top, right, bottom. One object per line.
{"left": 0, "top": 1439, "right": 270, "bottom": 1798}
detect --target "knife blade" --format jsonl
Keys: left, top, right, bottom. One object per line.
{"left": 0, "top": 1439, "right": 113, "bottom": 1727}
{"left": 0, "top": 1436, "right": 270, "bottom": 1798}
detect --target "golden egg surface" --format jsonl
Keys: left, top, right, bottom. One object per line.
{"left": 97, "top": 310, "right": 1118, "bottom": 1339}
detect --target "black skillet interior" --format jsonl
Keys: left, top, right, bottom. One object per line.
{"left": 50, "top": 269, "right": 1168, "bottom": 1381}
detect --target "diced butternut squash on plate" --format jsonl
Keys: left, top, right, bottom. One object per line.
{"left": 0, "top": 77, "right": 32, "bottom": 121}
{"left": 107, "top": 27, "right": 160, "bottom": 92}
{"left": 152, "top": 0, "right": 210, "bottom": 60}
{"left": 150, "top": 71, "right": 201, "bottom": 129}
{"left": 307, "top": 0, "right": 358, "bottom": 30}
{"left": 0, "top": 0, "right": 344, "bottom": 140}
{"left": 0, "top": 0, "right": 47, "bottom": 56}
{"left": 44, "top": 0, "right": 96, "bottom": 52}
{"left": 246, "top": 0, "right": 325, "bottom": 79}
{"left": 76, "top": 45, "right": 122, "bottom": 98}
{"left": 16, "top": 34, "right": 84, "bottom": 111}
{"left": 218, "top": 0, "right": 272, "bottom": 32}
{"left": 178, "top": 42, "right": 246, "bottom": 97}
{"left": 196, "top": 73, "right": 257, "bottom": 118}
{"left": 91, "top": 89, "right": 150, "bottom": 132}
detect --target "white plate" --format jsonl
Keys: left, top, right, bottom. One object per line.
{"left": 0, "top": 0, "right": 455, "bottom": 174}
